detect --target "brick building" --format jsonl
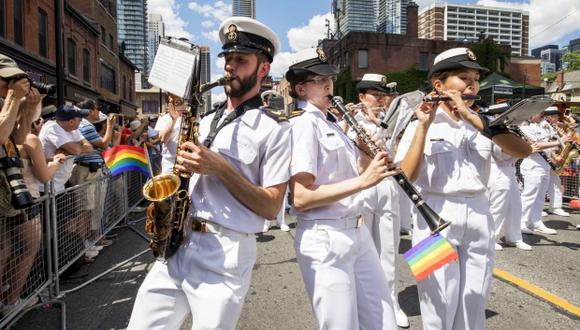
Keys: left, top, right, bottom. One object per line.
{"left": 505, "top": 56, "right": 542, "bottom": 87}
{"left": 321, "top": 3, "right": 465, "bottom": 81}
{"left": 119, "top": 54, "right": 138, "bottom": 117}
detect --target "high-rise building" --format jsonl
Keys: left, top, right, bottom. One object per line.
{"left": 540, "top": 48, "right": 563, "bottom": 74}
{"left": 199, "top": 47, "right": 212, "bottom": 113}
{"left": 147, "top": 13, "right": 164, "bottom": 74}
{"left": 332, "top": 0, "right": 377, "bottom": 38}
{"left": 531, "top": 45, "right": 558, "bottom": 58}
{"left": 377, "top": 0, "right": 409, "bottom": 34}
{"left": 569, "top": 38, "right": 580, "bottom": 52}
{"left": 232, "top": 0, "right": 255, "bottom": 18}
{"left": 418, "top": 3, "right": 529, "bottom": 56}
{"left": 117, "top": 0, "right": 148, "bottom": 74}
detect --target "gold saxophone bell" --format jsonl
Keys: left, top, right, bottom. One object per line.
{"left": 142, "top": 173, "right": 181, "bottom": 202}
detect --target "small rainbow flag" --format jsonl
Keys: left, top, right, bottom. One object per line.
{"left": 403, "top": 233, "right": 458, "bottom": 281}
{"left": 102, "top": 145, "right": 150, "bottom": 177}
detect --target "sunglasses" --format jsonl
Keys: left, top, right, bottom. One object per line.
{"left": 300, "top": 76, "right": 336, "bottom": 85}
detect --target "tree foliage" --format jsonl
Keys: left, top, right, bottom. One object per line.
{"left": 333, "top": 67, "right": 358, "bottom": 104}
{"left": 385, "top": 66, "right": 429, "bottom": 94}
{"left": 563, "top": 50, "right": 580, "bottom": 72}
{"left": 469, "top": 37, "right": 511, "bottom": 74}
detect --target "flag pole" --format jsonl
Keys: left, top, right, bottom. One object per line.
{"left": 143, "top": 143, "right": 155, "bottom": 181}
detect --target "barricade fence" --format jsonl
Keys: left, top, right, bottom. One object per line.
{"left": 514, "top": 157, "right": 579, "bottom": 203}
{"left": 0, "top": 167, "right": 151, "bottom": 328}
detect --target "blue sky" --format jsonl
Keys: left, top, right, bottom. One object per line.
{"left": 148, "top": 0, "right": 580, "bottom": 100}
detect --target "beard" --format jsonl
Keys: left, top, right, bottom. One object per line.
{"left": 225, "top": 66, "right": 259, "bottom": 98}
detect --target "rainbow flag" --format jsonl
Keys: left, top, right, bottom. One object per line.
{"left": 102, "top": 145, "right": 149, "bottom": 177}
{"left": 403, "top": 233, "right": 458, "bottom": 281}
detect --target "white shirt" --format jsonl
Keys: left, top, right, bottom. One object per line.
{"left": 290, "top": 100, "right": 362, "bottom": 221}
{"left": 188, "top": 105, "right": 291, "bottom": 234}
{"left": 154, "top": 113, "right": 181, "bottom": 173}
{"left": 395, "top": 110, "right": 492, "bottom": 197}
{"left": 519, "top": 120, "right": 554, "bottom": 171}
{"left": 39, "top": 120, "right": 84, "bottom": 192}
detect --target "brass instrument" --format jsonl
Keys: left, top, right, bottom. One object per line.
{"left": 549, "top": 121, "right": 580, "bottom": 174}
{"left": 142, "top": 70, "right": 229, "bottom": 260}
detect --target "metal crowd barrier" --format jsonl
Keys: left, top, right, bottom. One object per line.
{"left": 0, "top": 164, "right": 153, "bottom": 329}
{"left": 515, "top": 157, "right": 580, "bottom": 202}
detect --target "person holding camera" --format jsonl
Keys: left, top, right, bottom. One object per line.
{"left": 154, "top": 94, "right": 184, "bottom": 174}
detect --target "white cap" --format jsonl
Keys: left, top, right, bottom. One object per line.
{"left": 218, "top": 16, "right": 280, "bottom": 61}
{"left": 361, "top": 73, "right": 386, "bottom": 83}
{"left": 260, "top": 89, "right": 280, "bottom": 101}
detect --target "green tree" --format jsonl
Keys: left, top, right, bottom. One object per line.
{"left": 469, "top": 37, "right": 511, "bottom": 74}
{"left": 333, "top": 67, "right": 358, "bottom": 104}
{"left": 385, "top": 66, "right": 429, "bottom": 93}
{"left": 562, "top": 50, "right": 580, "bottom": 71}
{"left": 542, "top": 71, "right": 557, "bottom": 82}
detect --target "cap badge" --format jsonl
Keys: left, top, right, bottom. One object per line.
{"left": 316, "top": 48, "right": 327, "bottom": 62}
{"left": 380, "top": 76, "right": 387, "bottom": 87}
{"left": 466, "top": 49, "right": 477, "bottom": 61}
{"left": 227, "top": 24, "right": 239, "bottom": 42}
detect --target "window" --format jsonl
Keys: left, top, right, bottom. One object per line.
{"left": 129, "top": 78, "right": 133, "bottom": 102}
{"left": 67, "top": 39, "right": 76, "bottom": 76}
{"left": 108, "top": 34, "right": 114, "bottom": 50}
{"left": 122, "top": 75, "right": 127, "bottom": 99}
{"left": 419, "top": 52, "right": 429, "bottom": 71}
{"left": 0, "top": 0, "right": 6, "bottom": 37}
{"left": 100, "top": 63, "right": 116, "bottom": 93}
{"left": 142, "top": 100, "right": 159, "bottom": 114}
{"left": 82, "top": 49, "right": 90, "bottom": 83}
{"left": 100, "top": 26, "right": 106, "bottom": 44}
{"left": 358, "top": 49, "right": 368, "bottom": 69}
{"left": 38, "top": 9, "right": 48, "bottom": 58}
{"left": 13, "top": 0, "right": 23, "bottom": 45}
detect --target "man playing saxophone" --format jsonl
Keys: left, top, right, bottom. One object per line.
{"left": 128, "top": 17, "right": 291, "bottom": 330}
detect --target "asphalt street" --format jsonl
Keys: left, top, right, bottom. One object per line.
{"left": 11, "top": 208, "right": 580, "bottom": 329}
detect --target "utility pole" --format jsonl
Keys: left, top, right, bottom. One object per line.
{"left": 54, "top": 0, "right": 64, "bottom": 106}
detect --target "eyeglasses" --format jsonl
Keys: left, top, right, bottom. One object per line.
{"left": 300, "top": 76, "right": 336, "bottom": 85}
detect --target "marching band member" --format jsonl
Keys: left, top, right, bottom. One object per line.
{"left": 395, "top": 47, "right": 531, "bottom": 330}
{"left": 355, "top": 73, "right": 409, "bottom": 328}
{"left": 128, "top": 17, "right": 291, "bottom": 329}
{"left": 520, "top": 109, "right": 562, "bottom": 236}
{"left": 544, "top": 110, "right": 571, "bottom": 217}
{"left": 489, "top": 143, "right": 533, "bottom": 251}
{"left": 286, "top": 48, "right": 398, "bottom": 329}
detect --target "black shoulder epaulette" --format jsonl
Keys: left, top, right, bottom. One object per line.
{"left": 289, "top": 108, "right": 305, "bottom": 119}
{"left": 262, "top": 107, "right": 288, "bottom": 123}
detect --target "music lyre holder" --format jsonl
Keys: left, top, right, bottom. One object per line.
{"left": 490, "top": 95, "right": 554, "bottom": 127}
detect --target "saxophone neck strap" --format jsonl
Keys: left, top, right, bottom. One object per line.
{"left": 202, "top": 94, "right": 262, "bottom": 148}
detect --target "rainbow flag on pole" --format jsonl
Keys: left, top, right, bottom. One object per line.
{"left": 403, "top": 233, "right": 458, "bottom": 281}
{"left": 102, "top": 145, "right": 150, "bottom": 177}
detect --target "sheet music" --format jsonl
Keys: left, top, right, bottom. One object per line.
{"left": 148, "top": 42, "right": 197, "bottom": 97}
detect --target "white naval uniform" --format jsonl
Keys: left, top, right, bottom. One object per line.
{"left": 290, "top": 100, "right": 396, "bottom": 330}
{"left": 395, "top": 110, "right": 494, "bottom": 330}
{"left": 520, "top": 121, "right": 553, "bottom": 228}
{"left": 488, "top": 144, "right": 525, "bottom": 243}
{"left": 128, "top": 100, "right": 291, "bottom": 330}
{"left": 548, "top": 164, "right": 564, "bottom": 210}
{"left": 350, "top": 111, "right": 405, "bottom": 316}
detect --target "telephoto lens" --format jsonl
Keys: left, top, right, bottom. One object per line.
{"left": 0, "top": 157, "right": 35, "bottom": 209}
{"left": 30, "top": 80, "right": 57, "bottom": 96}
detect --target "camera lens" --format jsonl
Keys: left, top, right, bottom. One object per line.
{"left": 30, "top": 80, "right": 57, "bottom": 96}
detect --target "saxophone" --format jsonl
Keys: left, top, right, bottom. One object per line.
{"left": 142, "top": 56, "right": 228, "bottom": 260}
{"left": 549, "top": 121, "right": 580, "bottom": 174}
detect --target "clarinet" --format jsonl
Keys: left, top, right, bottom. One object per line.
{"left": 510, "top": 126, "right": 558, "bottom": 171}
{"left": 329, "top": 95, "right": 450, "bottom": 233}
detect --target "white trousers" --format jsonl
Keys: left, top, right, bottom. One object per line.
{"left": 489, "top": 166, "right": 524, "bottom": 243}
{"left": 127, "top": 227, "right": 257, "bottom": 330}
{"left": 398, "top": 185, "right": 413, "bottom": 232}
{"left": 520, "top": 166, "right": 550, "bottom": 227}
{"left": 295, "top": 219, "right": 396, "bottom": 330}
{"left": 361, "top": 178, "right": 403, "bottom": 312}
{"left": 413, "top": 194, "right": 495, "bottom": 330}
{"left": 548, "top": 170, "right": 563, "bottom": 209}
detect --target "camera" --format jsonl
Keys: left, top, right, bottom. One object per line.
{"left": 30, "top": 80, "right": 57, "bottom": 96}
{"left": 0, "top": 156, "right": 35, "bottom": 210}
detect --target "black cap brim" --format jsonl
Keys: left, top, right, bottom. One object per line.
{"left": 285, "top": 63, "right": 338, "bottom": 83}
{"left": 357, "top": 81, "right": 388, "bottom": 93}
{"left": 428, "top": 60, "right": 489, "bottom": 79}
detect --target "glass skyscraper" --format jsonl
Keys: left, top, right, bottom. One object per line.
{"left": 117, "top": 0, "right": 148, "bottom": 74}
{"left": 333, "top": 0, "right": 410, "bottom": 37}
{"left": 232, "top": 0, "right": 255, "bottom": 18}
{"left": 147, "top": 13, "right": 164, "bottom": 75}
{"left": 377, "top": 0, "right": 409, "bottom": 34}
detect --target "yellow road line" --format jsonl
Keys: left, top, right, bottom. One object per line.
{"left": 493, "top": 268, "right": 580, "bottom": 317}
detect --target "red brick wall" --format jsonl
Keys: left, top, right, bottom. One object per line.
{"left": 506, "top": 57, "right": 541, "bottom": 86}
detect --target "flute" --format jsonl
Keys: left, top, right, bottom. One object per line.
{"left": 328, "top": 95, "right": 450, "bottom": 234}
{"left": 424, "top": 95, "right": 481, "bottom": 102}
